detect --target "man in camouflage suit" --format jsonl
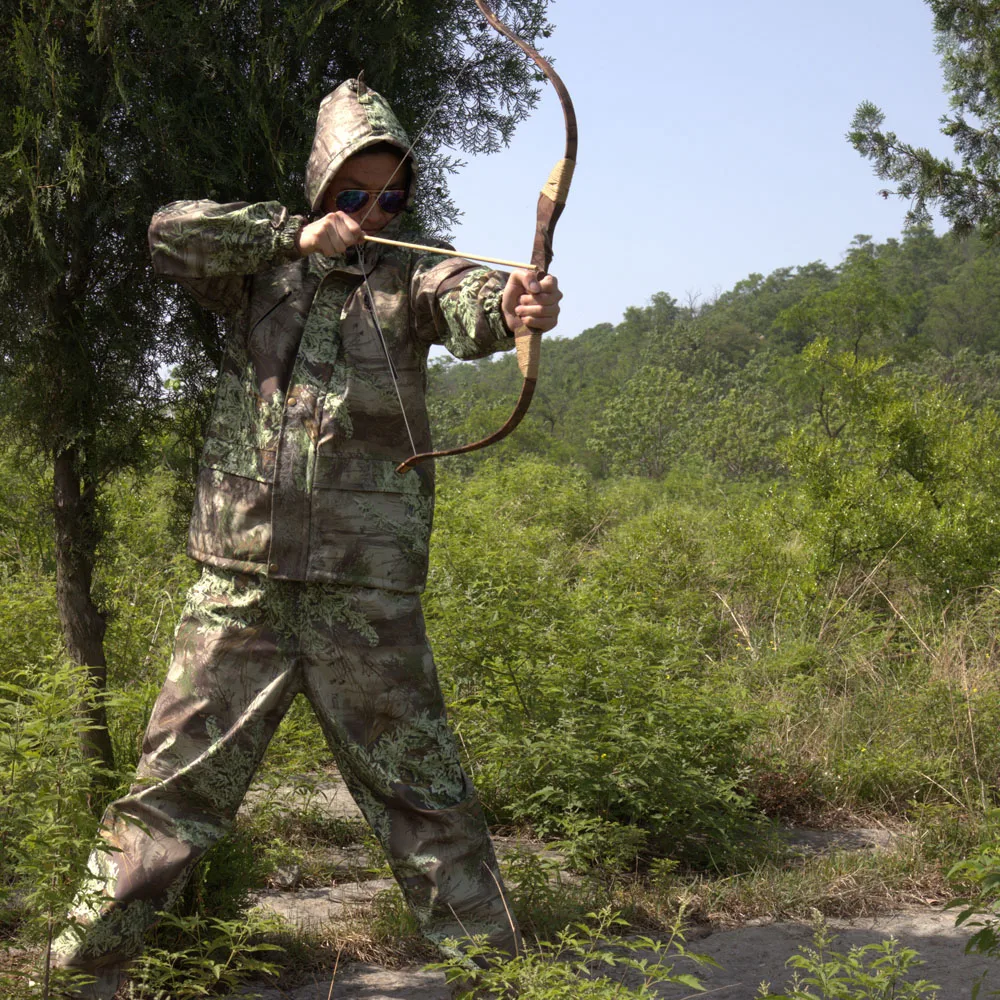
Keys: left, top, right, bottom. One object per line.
{"left": 53, "top": 77, "right": 562, "bottom": 998}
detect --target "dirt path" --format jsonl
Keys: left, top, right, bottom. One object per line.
{"left": 227, "top": 906, "right": 992, "bottom": 999}
{"left": 231, "top": 780, "right": 994, "bottom": 998}
{"left": 659, "top": 908, "right": 991, "bottom": 997}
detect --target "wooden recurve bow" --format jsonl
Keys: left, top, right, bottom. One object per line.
{"left": 396, "top": 0, "right": 577, "bottom": 474}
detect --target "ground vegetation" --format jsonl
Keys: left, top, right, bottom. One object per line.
{"left": 5, "top": 224, "right": 1000, "bottom": 995}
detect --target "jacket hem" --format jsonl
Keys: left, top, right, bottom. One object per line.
{"left": 187, "top": 547, "right": 425, "bottom": 594}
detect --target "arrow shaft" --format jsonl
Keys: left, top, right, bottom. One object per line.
{"left": 363, "top": 234, "right": 533, "bottom": 271}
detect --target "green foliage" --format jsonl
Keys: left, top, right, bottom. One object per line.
{"left": 850, "top": 2, "right": 1000, "bottom": 238}
{"left": 0, "top": 659, "right": 107, "bottom": 906}
{"left": 921, "top": 251, "right": 1000, "bottom": 356}
{"left": 588, "top": 366, "right": 711, "bottom": 478}
{"left": 948, "top": 847, "right": 1000, "bottom": 997}
{"left": 174, "top": 826, "right": 271, "bottom": 925}
{"left": 126, "top": 911, "right": 283, "bottom": 1000}
{"left": 776, "top": 239, "right": 904, "bottom": 358}
{"left": 253, "top": 696, "right": 330, "bottom": 779}
{"left": 96, "top": 467, "right": 198, "bottom": 770}
{"left": 0, "top": 443, "right": 53, "bottom": 574}
{"left": 473, "top": 688, "right": 756, "bottom": 870}
{"left": 0, "top": 658, "right": 110, "bottom": 995}
{"left": 588, "top": 360, "right": 788, "bottom": 480}
{"left": 500, "top": 847, "right": 601, "bottom": 938}
{"left": 428, "top": 907, "right": 713, "bottom": 999}
{"left": 779, "top": 339, "right": 1000, "bottom": 593}
{"left": 706, "top": 263, "right": 838, "bottom": 356}
{"left": 759, "top": 916, "right": 939, "bottom": 999}
{"left": 427, "top": 459, "right": 761, "bottom": 869}
{"left": 0, "top": 573, "right": 62, "bottom": 689}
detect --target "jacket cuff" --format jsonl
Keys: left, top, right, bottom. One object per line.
{"left": 273, "top": 214, "right": 307, "bottom": 263}
{"left": 485, "top": 286, "right": 517, "bottom": 349}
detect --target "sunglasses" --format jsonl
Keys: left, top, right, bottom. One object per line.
{"left": 334, "top": 188, "right": 408, "bottom": 215}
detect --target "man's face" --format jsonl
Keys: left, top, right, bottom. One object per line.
{"left": 321, "top": 149, "right": 408, "bottom": 234}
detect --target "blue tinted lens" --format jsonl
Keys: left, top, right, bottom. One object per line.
{"left": 335, "top": 189, "right": 370, "bottom": 213}
{"left": 377, "top": 190, "right": 407, "bottom": 214}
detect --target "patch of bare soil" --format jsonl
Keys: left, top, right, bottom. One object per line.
{"left": 231, "top": 816, "right": 992, "bottom": 998}
{"left": 227, "top": 908, "right": 992, "bottom": 998}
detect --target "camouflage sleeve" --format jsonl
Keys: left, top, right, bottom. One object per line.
{"left": 148, "top": 200, "right": 306, "bottom": 315}
{"left": 409, "top": 256, "right": 516, "bottom": 360}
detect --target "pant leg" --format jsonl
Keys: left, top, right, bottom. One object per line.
{"left": 53, "top": 567, "right": 300, "bottom": 987}
{"left": 294, "top": 583, "right": 521, "bottom": 961}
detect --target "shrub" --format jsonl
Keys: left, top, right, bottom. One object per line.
{"left": 427, "top": 459, "right": 762, "bottom": 871}
{"left": 429, "top": 906, "right": 714, "bottom": 1000}
{"left": 758, "top": 915, "right": 939, "bottom": 999}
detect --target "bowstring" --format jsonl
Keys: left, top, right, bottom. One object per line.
{"left": 358, "top": 44, "right": 482, "bottom": 229}
{"left": 361, "top": 262, "right": 418, "bottom": 457}
{"left": 356, "top": 40, "right": 483, "bottom": 460}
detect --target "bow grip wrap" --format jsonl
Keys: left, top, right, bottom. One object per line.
{"left": 543, "top": 158, "right": 575, "bottom": 203}
{"left": 515, "top": 157, "right": 575, "bottom": 379}
{"left": 515, "top": 328, "right": 539, "bottom": 379}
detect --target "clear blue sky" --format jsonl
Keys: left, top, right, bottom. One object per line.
{"left": 444, "top": 0, "right": 954, "bottom": 340}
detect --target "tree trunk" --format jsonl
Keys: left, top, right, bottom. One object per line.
{"left": 52, "top": 446, "right": 115, "bottom": 777}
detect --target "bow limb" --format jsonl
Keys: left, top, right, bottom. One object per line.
{"left": 396, "top": 0, "right": 577, "bottom": 475}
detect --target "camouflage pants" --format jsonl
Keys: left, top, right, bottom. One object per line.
{"left": 54, "top": 566, "right": 519, "bottom": 993}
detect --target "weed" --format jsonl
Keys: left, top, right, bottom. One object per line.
{"left": 0, "top": 658, "right": 112, "bottom": 999}
{"left": 125, "top": 911, "right": 283, "bottom": 999}
{"left": 428, "top": 906, "right": 714, "bottom": 999}
{"left": 758, "top": 913, "right": 939, "bottom": 999}
{"left": 502, "top": 847, "right": 601, "bottom": 939}
{"left": 175, "top": 823, "right": 270, "bottom": 922}
{"left": 368, "top": 886, "right": 421, "bottom": 945}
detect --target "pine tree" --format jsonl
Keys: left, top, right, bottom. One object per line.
{"left": 850, "top": 1, "right": 1000, "bottom": 238}
{"left": 0, "top": 0, "right": 550, "bottom": 772}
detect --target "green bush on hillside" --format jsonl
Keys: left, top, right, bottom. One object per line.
{"left": 781, "top": 340, "right": 1000, "bottom": 595}
{"left": 426, "top": 459, "right": 762, "bottom": 869}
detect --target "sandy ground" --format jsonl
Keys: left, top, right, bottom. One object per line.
{"left": 229, "top": 784, "right": 995, "bottom": 997}
{"left": 659, "top": 908, "right": 991, "bottom": 997}
{"left": 230, "top": 906, "right": 992, "bottom": 999}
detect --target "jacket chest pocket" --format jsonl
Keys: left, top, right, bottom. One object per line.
{"left": 340, "top": 285, "right": 420, "bottom": 374}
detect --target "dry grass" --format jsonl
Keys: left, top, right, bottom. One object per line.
{"left": 610, "top": 838, "right": 950, "bottom": 935}
{"left": 262, "top": 903, "right": 435, "bottom": 986}
{"left": 0, "top": 944, "right": 39, "bottom": 1000}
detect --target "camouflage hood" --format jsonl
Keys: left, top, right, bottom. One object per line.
{"left": 305, "top": 76, "right": 417, "bottom": 215}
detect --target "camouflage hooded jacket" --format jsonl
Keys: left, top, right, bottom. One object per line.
{"left": 149, "top": 79, "right": 514, "bottom": 593}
